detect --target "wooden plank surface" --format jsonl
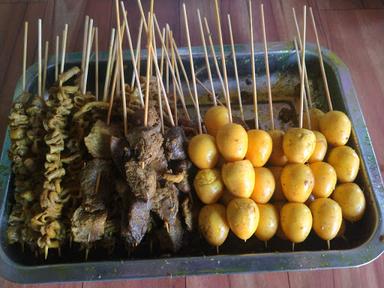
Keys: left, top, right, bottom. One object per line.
{"left": 0, "top": 0, "right": 383, "bottom": 287}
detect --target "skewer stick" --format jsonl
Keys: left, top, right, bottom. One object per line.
{"left": 203, "top": 18, "right": 226, "bottom": 100}
{"left": 153, "top": 25, "right": 164, "bottom": 133}
{"left": 248, "top": 0, "right": 258, "bottom": 129}
{"left": 299, "top": 6, "right": 307, "bottom": 128}
{"left": 59, "top": 24, "right": 69, "bottom": 86}
{"left": 55, "top": 35, "right": 59, "bottom": 82}
{"left": 42, "top": 41, "right": 49, "bottom": 94}
{"left": 182, "top": 3, "right": 202, "bottom": 134}
{"left": 309, "top": 7, "right": 333, "bottom": 111}
{"left": 260, "top": 4, "right": 274, "bottom": 130}
{"left": 228, "top": 14, "right": 244, "bottom": 121}
{"left": 22, "top": 22, "right": 28, "bottom": 91}
{"left": 38, "top": 19, "right": 42, "bottom": 97}
{"left": 214, "top": 0, "right": 232, "bottom": 122}
{"left": 165, "top": 27, "right": 170, "bottom": 94}
{"left": 103, "top": 28, "right": 116, "bottom": 101}
{"left": 197, "top": 9, "right": 216, "bottom": 106}
{"left": 82, "top": 20, "right": 94, "bottom": 94}
{"left": 115, "top": 0, "right": 128, "bottom": 136}
{"left": 292, "top": 8, "right": 312, "bottom": 108}
{"left": 170, "top": 32, "right": 178, "bottom": 125}
{"left": 294, "top": 37, "right": 311, "bottom": 129}
{"left": 131, "top": 18, "right": 144, "bottom": 88}
{"left": 81, "top": 16, "right": 89, "bottom": 92}
{"left": 144, "top": 0, "right": 155, "bottom": 127}
{"left": 95, "top": 27, "right": 99, "bottom": 100}
{"left": 120, "top": 1, "right": 144, "bottom": 107}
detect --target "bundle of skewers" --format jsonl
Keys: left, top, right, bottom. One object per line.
{"left": 6, "top": 0, "right": 365, "bottom": 260}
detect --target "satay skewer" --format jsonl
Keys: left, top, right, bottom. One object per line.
{"left": 38, "top": 19, "right": 42, "bottom": 97}
{"left": 130, "top": 18, "right": 144, "bottom": 88}
{"left": 299, "top": 6, "right": 307, "bottom": 128}
{"left": 260, "top": 4, "right": 274, "bottom": 130}
{"left": 103, "top": 28, "right": 116, "bottom": 101}
{"left": 228, "top": 13, "right": 244, "bottom": 121}
{"left": 248, "top": 0, "right": 258, "bottom": 129}
{"left": 153, "top": 24, "right": 164, "bottom": 133}
{"left": 22, "top": 22, "right": 28, "bottom": 91}
{"left": 59, "top": 24, "right": 68, "bottom": 87}
{"left": 55, "top": 35, "right": 59, "bottom": 82}
{"left": 42, "top": 41, "right": 49, "bottom": 93}
{"left": 309, "top": 7, "right": 333, "bottom": 111}
{"left": 165, "top": 27, "right": 170, "bottom": 94}
{"left": 182, "top": 3, "right": 202, "bottom": 134}
{"left": 82, "top": 19, "right": 94, "bottom": 94}
{"left": 81, "top": 16, "right": 89, "bottom": 73}
{"left": 170, "top": 31, "right": 178, "bottom": 125}
{"left": 95, "top": 27, "right": 99, "bottom": 100}
{"left": 197, "top": 9, "right": 216, "bottom": 105}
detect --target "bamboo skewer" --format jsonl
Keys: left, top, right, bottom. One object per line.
{"left": 82, "top": 20, "right": 94, "bottom": 94}
{"left": 120, "top": 1, "right": 144, "bottom": 107}
{"left": 22, "top": 22, "right": 28, "bottom": 91}
{"left": 38, "top": 19, "right": 42, "bottom": 97}
{"left": 95, "top": 27, "right": 99, "bottom": 100}
{"left": 153, "top": 24, "right": 164, "bottom": 133}
{"left": 59, "top": 24, "right": 68, "bottom": 87}
{"left": 248, "top": 0, "right": 258, "bottom": 129}
{"left": 81, "top": 16, "right": 90, "bottom": 92}
{"left": 227, "top": 13, "right": 244, "bottom": 121}
{"left": 299, "top": 6, "right": 307, "bottom": 128}
{"left": 203, "top": 18, "right": 226, "bottom": 100}
{"left": 292, "top": 8, "right": 312, "bottom": 108}
{"left": 197, "top": 9, "right": 216, "bottom": 106}
{"left": 115, "top": 0, "right": 128, "bottom": 136}
{"left": 182, "top": 3, "right": 202, "bottom": 134}
{"left": 55, "top": 35, "right": 59, "bottom": 82}
{"left": 165, "top": 27, "right": 170, "bottom": 94}
{"left": 42, "top": 41, "right": 49, "bottom": 94}
{"left": 170, "top": 30, "right": 178, "bottom": 125}
{"left": 309, "top": 7, "right": 333, "bottom": 111}
{"left": 214, "top": 0, "right": 232, "bottom": 123}
{"left": 260, "top": 4, "right": 274, "bottom": 130}
{"left": 131, "top": 18, "right": 144, "bottom": 88}
{"left": 103, "top": 28, "right": 116, "bottom": 102}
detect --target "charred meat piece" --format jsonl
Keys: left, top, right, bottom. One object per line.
{"left": 128, "top": 103, "right": 159, "bottom": 128}
{"left": 151, "top": 182, "right": 179, "bottom": 225}
{"left": 71, "top": 207, "right": 108, "bottom": 243}
{"left": 170, "top": 160, "right": 194, "bottom": 194}
{"left": 121, "top": 200, "right": 151, "bottom": 247}
{"left": 155, "top": 217, "right": 184, "bottom": 253}
{"left": 110, "top": 136, "right": 131, "bottom": 177}
{"left": 125, "top": 160, "right": 156, "bottom": 201}
{"left": 164, "top": 126, "right": 187, "bottom": 161}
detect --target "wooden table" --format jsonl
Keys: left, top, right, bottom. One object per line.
{"left": 1, "top": 0, "right": 383, "bottom": 287}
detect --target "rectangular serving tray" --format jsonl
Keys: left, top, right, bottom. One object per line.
{"left": 0, "top": 42, "right": 383, "bottom": 283}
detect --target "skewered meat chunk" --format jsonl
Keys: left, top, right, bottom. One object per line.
{"left": 152, "top": 182, "right": 179, "bottom": 225}
{"left": 71, "top": 207, "right": 108, "bottom": 243}
{"left": 110, "top": 136, "right": 131, "bottom": 177}
{"left": 164, "top": 126, "right": 187, "bottom": 161}
{"left": 171, "top": 160, "right": 193, "bottom": 194}
{"left": 181, "top": 196, "right": 194, "bottom": 232}
{"left": 125, "top": 160, "right": 157, "bottom": 201}
{"left": 155, "top": 217, "right": 184, "bottom": 253}
{"left": 128, "top": 103, "right": 160, "bottom": 128}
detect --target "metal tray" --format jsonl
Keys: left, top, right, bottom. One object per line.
{"left": 0, "top": 43, "right": 383, "bottom": 283}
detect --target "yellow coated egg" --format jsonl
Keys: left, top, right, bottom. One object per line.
{"left": 188, "top": 134, "right": 219, "bottom": 169}
{"left": 255, "top": 203, "right": 279, "bottom": 241}
{"left": 283, "top": 128, "right": 316, "bottom": 164}
{"left": 216, "top": 123, "right": 248, "bottom": 162}
{"left": 310, "top": 198, "right": 342, "bottom": 241}
{"left": 304, "top": 108, "right": 325, "bottom": 131}
{"left": 281, "top": 163, "right": 314, "bottom": 203}
{"left": 280, "top": 202, "right": 312, "bottom": 243}
{"left": 204, "top": 106, "right": 230, "bottom": 137}
{"left": 309, "top": 162, "right": 337, "bottom": 198}
{"left": 268, "top": 129, "right": 288, "bottom": 166}
{"left": 308, "top": 131, "right": 328, "bottom": 163}
{"left": 270, "top": 166, "right": 286, "bottom": 202}
{"left": 250, "top": 167, "right": 275, "bottom": 204}
{"left": 332, "top": 183, "right": 366, "bottom": 222}
{"left": 194, "top": 169, "right": 224, "bottom": 204}
{"left": 245, "top": 129, "right": 272, "bottom": 167}
{"left": 198, "top": 204, "right": 230, "bottom": 246}
{"left": 222, "top": 160, "right": 255, "bottom": 198}
{"left": 328, "top": 146, "right": 360, "bottom": 183}
{"left": 319, "top": 110, "right": 351, "bottom": 146}
{"left": 226, "top": 198, "right": 259, "bottom": 241}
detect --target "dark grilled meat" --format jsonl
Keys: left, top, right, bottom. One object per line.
{"left": 71, "top": 207, "right": 107, "bottom": 243}
{"left": 152, "top": 182, "right": 179, "bottom": 225}
{"left": 155, "top": 217, "right": 184, "bottom": 253}
{"left": 125, "top": 160, "right": 157, "bottom": 201}
{"left": 164, "top": 126, "right": 187, "bottom": 161}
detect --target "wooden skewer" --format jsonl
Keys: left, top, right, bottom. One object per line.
{"left": 55, "top": 35, "right": 59, "bottom": 82}
{"left": 59, "top": 24, "right": 68, "bottom": 87}
{"left": 82, "top": 20, "right": 94, "bottom": 94}
{"left": 260, "top": 4, "right": 274, "bottom": 130}
{"left": 81, "top": 16, "right": 89, "bottom": 92}
{"left": 131, "top": 18, "right": 144, "bottom": 88}
{"left": 153, "top": 24, "right": 164, "bottom": 133}
{"left": 197, "top": 9, "right": 216, "bottom": 106}
{"left": 170, "top": 31, "right": 178, "bottom": 125}
{"left": 203, "top": 18, "right": 226, "bottom": 100}
{"left": 165, "top": 27, "right": 170, "bottom": 94}
{"left": 120, "top": 1, "right": 144, "bottom": 107}
{"left": 115, "top": 0, "right": 128, "bottom": 136}
{"left": 160, "top": 28, "right": 166, "bottom": 77}
{"left": 248, "top": 0, "right": 258, "bottom": 129}
{"left": 95, "top": 27, "right": 99, "bottom": 100}
{"left": 42, "top": 41, "right": 49, "bottom": 94}
{"left": 227, "top": 13, "right": 244, "bottom": 121}
{"left": 183, "top": 3, "right": 202, "bottom": 134}
{"left": 214, "top": 0, "right": 232, "bottom": 123}
{"left": 299, "top": 6, "right": 307, "bottom": 128}
{"left": 103, "top": 28, "right": 116, "bottom": 102}
{"left": 294, "top": 37, "right": 311, "bottom": 129}
{"left": 22, "top": 22, "right": 28, "bottom": 91}
{"left": 144, "top": 0, "right": 155, "bottom": 127}
{"left": 292, "top": 8, "right": 312, "bottom": 108}
{"left": 38, "top": 19, "right": 42, "bottom": 97}
{"left": 309, "top": 7, "right": 333, "bottom": 111}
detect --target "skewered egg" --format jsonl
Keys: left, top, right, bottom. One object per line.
{"left": 188, "top": 134, "right": 219, "bottom": 169}
{"left": 216, "top": 123, "right": 248, "bottom": 162}
{"left": 245, "top": 129, "right": 272, "bottom": 167}
{"left": 283, "top": 128, "right": 316, "bottom": 164}
{"left": 194, "top": 169, "right": 224, "bottom": 204}
{"left": 222, "top": 160, "right": 255, "bottom": 198}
